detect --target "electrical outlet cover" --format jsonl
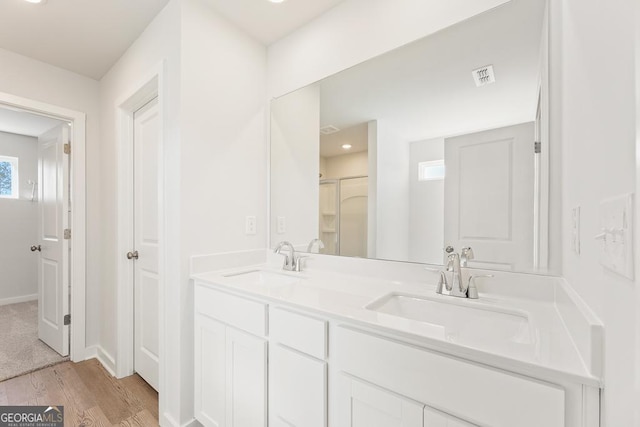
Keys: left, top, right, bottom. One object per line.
{"left": 598, "top": 193, "right": 634, "bottom": 279}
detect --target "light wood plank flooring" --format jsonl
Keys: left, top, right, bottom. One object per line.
{"left": 0, "top": 359, "right": 158, "bottom": 426}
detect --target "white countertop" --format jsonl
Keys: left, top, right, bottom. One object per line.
{"left": 192, "top": 260, "right": 602, "bottom": 388}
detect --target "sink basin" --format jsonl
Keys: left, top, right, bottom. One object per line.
{"left": 222, "top": 269, "right": 303, "bottom": 287}
{"left": 366, "top": 293, "right": 533, "bottom": 351}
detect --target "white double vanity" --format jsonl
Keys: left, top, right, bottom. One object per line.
{"left": 191, "top": 251, "right": 602, "bottom": 427}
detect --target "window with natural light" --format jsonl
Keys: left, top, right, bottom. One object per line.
{"left": 418, "top": 160, "right": 445, "bottom": 181}
{"left": 0, "top": 156, "right": 19, "bottom": 199}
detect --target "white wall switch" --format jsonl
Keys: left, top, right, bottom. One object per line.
{"left": 245, "top": 216, "right": 256, "bottom": 235}
{"left": 277, "top": 216, "right": 286, "bottom": 234}
{"left": 571, "top": 206, "right": 581, "bottom": 255}
{"left": 597, "top": 193, "right": 634, "bottom": 279}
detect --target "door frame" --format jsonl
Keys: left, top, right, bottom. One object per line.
{"left": 114, "top": 63, "right": 165, "bottom": 385}
{"left": 0, "top": 91, "right": 87, "bottom": 361}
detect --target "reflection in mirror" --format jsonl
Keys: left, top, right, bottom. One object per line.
{"left": 270, "top": 0, "right": 559, "bottom": 275}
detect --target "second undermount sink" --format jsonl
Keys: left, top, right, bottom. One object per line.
{"left": 222, "top": 269, "right": 303, "bottom": 287}
{"left": 366, "top": 293, "right": 534, "bottom": 352}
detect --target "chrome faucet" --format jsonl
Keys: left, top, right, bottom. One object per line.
{"left": 307, "top": 238, "right": 325, "bottom": 253}
{"left": 274, "top": 241, "right": 307, "bottom": 272}
{"left": 432, "top": 246, "right": 486, "bottom": 299}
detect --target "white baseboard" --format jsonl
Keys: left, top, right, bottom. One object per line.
{"left": 0, "top": 293, "right": 37, "bottom": 306}
{"left": 160, "top": 413, "right": 200, "bottom": 427}
{"left": 84, "top": 345, "right": 117, "bottom": 377}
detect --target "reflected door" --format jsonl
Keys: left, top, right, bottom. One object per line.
{"left": 339, "top": 177, "right": 368, "bottom": 258}
{"left": 37, "top": 125, "right": 70, "bottom": 356}
{"left": 444, "top": 123, "right": 535, "bottom": 271}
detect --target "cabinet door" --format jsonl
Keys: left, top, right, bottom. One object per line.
{"left": 226, "top": 327, "right": 267, "bottom": 427}
{"left": 194, "top": 315, "right": 226, "bottom": 427}
{"left": 424, "top": 407, "right": 477, "bottom": 427}
{"left": 336, "top": 374, "right": 423, "bottom": 427}
{"left": 270, "top": 344, "right": 327, "bottom": 427}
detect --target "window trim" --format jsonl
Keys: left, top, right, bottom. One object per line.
{"left": 418, "top": 159, "right": 445, "bottom": 182}
{"left": 0, "top": 155, "right": 19, "bottom": 199}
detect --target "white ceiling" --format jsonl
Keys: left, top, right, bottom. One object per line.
{"left": 0, "top": 0, "right": 344, "bottom": 80}
{"left": 318, "top": 0, "right": 545, "bottom": 143}
{"left": 0, "top": 0, "right": 171, "bottom": 80}
{"left": 320, "top": 122, "right": 368, "bottom": 157}
{"left": 204, "top": 0, "right": 345, "bottom": 45}
{"left": 0, "top": 106, "right": 65, "bottom": 137}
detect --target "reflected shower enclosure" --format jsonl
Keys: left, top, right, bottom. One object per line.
{"left": 319, "top": 177, "right": 368, "bottom": 257}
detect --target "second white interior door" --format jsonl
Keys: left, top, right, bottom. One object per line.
{"left": 133, "top": 97, "right": 160, "bottom": 390}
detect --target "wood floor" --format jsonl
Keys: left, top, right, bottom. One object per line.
{"left": 0, "top": 359, "right": 159, "bottom": 426}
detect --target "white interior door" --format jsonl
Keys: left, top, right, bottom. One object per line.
{"left": 37, "top": 124, "right": 70, "bottom": 356}
{"left": 133, "top": 97, "right": 161, "bottom": 390}
{"left": 444, "top": 123, "right": 535, "bottom": 271}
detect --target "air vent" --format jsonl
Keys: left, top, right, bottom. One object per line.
{"left": 320, "top": 125, "right": 340, "bottom": 135}
{"left": 472, "top": 65, "right": 496, "bottom": 87}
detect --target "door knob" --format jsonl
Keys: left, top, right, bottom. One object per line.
{"left": 30, "top": 245, "right": 41, "bottom": 252}
{"left": 126, "top": 251, "right": 139, "bottom": 260}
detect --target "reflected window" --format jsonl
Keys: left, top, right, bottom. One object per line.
{"left": 418, "top": 160, "right": 445, "bottom": 181}
{"left": 0, "top": 156, "right": 19, "bottom": 199}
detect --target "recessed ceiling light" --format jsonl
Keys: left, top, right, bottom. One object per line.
{"left": 342, "top": 144, "right": 352, "bottom": 150}
{"left": 23, "top": 0, "right": 47, "bottom": 4}
{"left": 268, "top": 0, "right": 285, "bottom": 3}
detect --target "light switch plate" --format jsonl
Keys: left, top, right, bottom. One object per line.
{"left": 598, "top": 193, "right": 634, "bottom": 279}
{"left": 571, "top": 206, "right": 581, "bottom": 255}
{"left": 245, "top": 216, "right": 256, "bottom": 235}
{"left": 277, "top": 216, "right": 286, "bottom": 234}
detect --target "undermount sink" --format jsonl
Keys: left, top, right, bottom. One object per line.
{"left": 366, "top": 293, "right": 534, "bottom": 352}
{"left": 222, "top": 269, "right": 303, "bottom": 287}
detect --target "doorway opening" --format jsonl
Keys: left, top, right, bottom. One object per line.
{"left": 0, "top": 92, "right": 87, "bottom": 380}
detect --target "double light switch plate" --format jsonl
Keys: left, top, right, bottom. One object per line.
{"left": 597, "top": 193, "right": 634, "bottom": 280}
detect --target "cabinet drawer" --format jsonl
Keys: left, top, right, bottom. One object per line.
{"left": 334, "top": 326, "right": 565, "bottom": 427}
{"left": 270, "top": 307, "right": 327, "bottom": 359}
{"left": 195, "top": 283, "right": 267, "bottom": 337}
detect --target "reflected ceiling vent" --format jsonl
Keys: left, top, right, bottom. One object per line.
{"left": 320, "top": 125, "right": 340, "bottom": 135}
{"left": 472, "top": 65, "right": 496, "bottom": 87}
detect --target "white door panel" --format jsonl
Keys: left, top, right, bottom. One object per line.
{"left": 37, "top": 125, "right": 69, "bottom": 356}
{"left": 134, "top": 98, "right": 161, "bottom": 390}
{"left": 444, "top": 123, "right": 535, "bottom": 271}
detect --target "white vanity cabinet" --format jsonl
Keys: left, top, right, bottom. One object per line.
{"left": 269, "top": 308, "right": 328, "bottom": 427}
{"left": 194, "top": 279, "right": 599, "bottom": 427}
{"left": 194, "top": 285, "right": 268, "bottom": 427}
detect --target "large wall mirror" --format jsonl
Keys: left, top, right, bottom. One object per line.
{"left": 270, "top": 0, "right": 560, "bottom": 275}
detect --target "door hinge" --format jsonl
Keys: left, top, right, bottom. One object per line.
{"left": 534, "top": 141, "right": 541, "bottom": 154}
{"left": 64, "top": 143, "right": 71, "bottom": 155}
{"left": 64, "top": 314, "right": 71, "bottom": 325}
{"left": 64, "top": 229, "right": 71, "bottom": 239}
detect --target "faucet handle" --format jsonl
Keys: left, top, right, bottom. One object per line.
{"left": 461, "top": 247, "right": 474, "bottom": 267}
{"left": 294, "top": 255, "right": 309, "bottom": 272}
{"left": 467, "top": 274, "right": 494, "bottom": 299}
{"left": 424, "top": 267, "right": 451, "bottom": 293}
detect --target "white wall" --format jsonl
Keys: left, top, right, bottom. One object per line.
{"left": 0, "top": 132, "right": 38, "bottom": 303}
{"left": 180, "top": 0, "right": 267, "bottom": 421}
{"left": 323, "top": 151, "right": 368, "bottom": 179}
{"left": 270, "top": 85, "right": 319, "bottom": 248}
{"left": 375, "top": 121, "right": 410, "bottom": 261}
{"left": 409, "top": 137, "right": 445, "bottom": 265}
{"left": 0, "top": 48, "right": 101, "bottom": 346}
{"left": 551, "top": 0, "right": 637, "bottom": 424}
